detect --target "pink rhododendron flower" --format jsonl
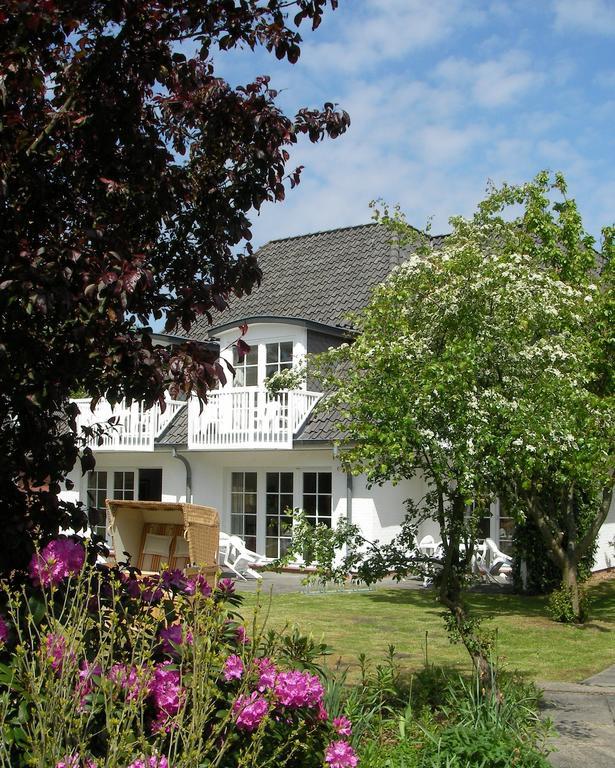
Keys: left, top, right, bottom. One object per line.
{"left": 217, "top": 577, "right": 235, "bottom": 596}
{"left": 318, "top": 701, "right": 329, "bottom": 721}
{"left": 126, "top": 756, "right": 169, "bottom": 768}
{"left": 44, "top": 633, "right": 75, "bottom": 674}
{"left": 161, "top": 568, "right": 188, "bottom": 591}
{"left": 77, "top": 661, "right": 102, "bottom": 708}
{"left": 184, "top": 573, "right": 212, "bottom": 597}
{"left": 159, "top": 624, "right": 193, "bottom": 655}
{"left": 29, "top": 537, "right": 85, "bottom": 587}
{"left": 141, "top": 577, "right": 164, "bottom": 604}
{"left": 56, "top": 756, "right": 97, "bottom": 768}
{"left": 223, "top": 654, "right": 244, "bottom": 681}
{"left": 333, "top": 715, "right": 352, "bottom": 736}
{"left": 109, "top": 663, "right": 147, "bottom": 702}
{"left": 233, "top": 691, "right": 269, "bottom": 731}
{"left": 149, "top": 662, "right": 184, "bottom": 727}
{"left": 235, "top": 625, "right": 249, "bottom": 645}
{"left": 274, "top": 670, "right": 324, "bottom": 708}
{"left": 0, "top": 615, "right": 9, "bottom": 645}
{"left": 325, "top": 740, "right": 358, "bottom": 768}
{"left": 255, "top": 657, "right": 277, "bottom": 691}
{"left": 119, "top": 572, "right": 141, "bottom": 599}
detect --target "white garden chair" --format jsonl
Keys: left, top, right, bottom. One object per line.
{"left": 219, "top": 533, "right": 271, "bottom": 580}
{"left": 417, "top": 535, "right": 442, "bottom": 587}
{"left": 480, "top": 538, "right": 513, "bottom": 583}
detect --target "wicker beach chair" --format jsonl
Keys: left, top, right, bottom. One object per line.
{"left": 106, "top": 500, "right": 219, "bottom": 584}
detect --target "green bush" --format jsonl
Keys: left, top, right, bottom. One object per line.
{"left": 0, "top": 536, "right": 357, "bottom": 768}
{"left": 547, "top": 585, "right": 591, "bottom": 624}
{"left": 356, "top": 662, "right": 552, "bottom": 768}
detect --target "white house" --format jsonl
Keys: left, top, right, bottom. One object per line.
{"left": 64, "top": 223, "right": 615, "bottom": 572}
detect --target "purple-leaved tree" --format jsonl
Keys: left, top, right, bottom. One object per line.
{"left": 0, "top": 0, "right": 349, "bottom": 573}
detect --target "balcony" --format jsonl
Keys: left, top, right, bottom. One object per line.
{"left": 74, "top": 397, "right": 185, "bottom": 452}
{"left": 188, "top": 387, "right": 321, "bottom": 450}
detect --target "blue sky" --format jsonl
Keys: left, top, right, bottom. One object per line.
{"left": 213, "top": 0, "right": 614, "bottom": 246}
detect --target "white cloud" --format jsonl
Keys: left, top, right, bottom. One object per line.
{"left": 553, "top": 0, "right": 615, "bottom": 35}
{"left": 299, "top": 0, "right": 484, "bottom": 75}
{"left": 435, "top": 50, "right": 542, "bottom": 107}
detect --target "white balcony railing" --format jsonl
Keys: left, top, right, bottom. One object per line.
{"left": 188, "top": 388, "right": 321, "bottom": 450}
{"left": 74, "top": 397, "right": 185, "bottom": 452}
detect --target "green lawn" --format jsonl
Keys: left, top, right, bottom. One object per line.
{"left": 239, "top": 575, "right": 615, "bottom": 682}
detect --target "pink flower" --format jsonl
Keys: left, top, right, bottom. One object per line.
{"left": 325, "top": 740, "right": 358, "bottom": 768}
{"left": 109, "top": 664, "right": 147, "bottom": 702}
{"left": 56, "top": 757, "right": 97, "bottom": 768}
{"left": 29, "top": 537, "right": 85, "bottom": 587}
{"left": 223, "top": 654, "right": 244, "bottom": 682}
{"left": 235, "top": 625, "right": 249, "bottom": 645}
{"left": 255, "top": 657, "right": 277, "bottom": 691}
{"left": 333, "top": 715, "right": 352, "bottom": 737}
{"left": 149, "top": 662, "right": 183, "bottom": 723}
{"left": 274, "top": 670, "right": 324, "bottom": 709}
{"left": 318, "top": 701, "right": 329, "bottom": 721}
{"left": 184, "top": 573, "right": 212, "bottom": 597}
{"left": 44, "top": 633, "right": 75, "bottom": 674}
{"left": 0, "top": 615, "right": 9, "bottom": 645}
{"left": 76, "top": 661, "right": 102, "bottom": 708}
{"left": 119, "top": 572, "right": 141, "bottom": 599}
{"left": 162, "top": 568, "right": 188, "bottom": 591}
{"left": 159, "top": 624, "right": 193, "bottom": 655}
{"left": 141, "top": 577, "right": 163, "bottom": 604}
{"left": 217, "top": 578, "right": 235, "bottom": 596}
{"left": 126, "top": 756, "right": 169, "bottom": 768}
{"left": 233, "top": 692, "right": 269, "bottom": 731}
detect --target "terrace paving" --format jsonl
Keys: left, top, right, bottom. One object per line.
{"left": 541, "top": 665, "right": 615, "bottom": 768}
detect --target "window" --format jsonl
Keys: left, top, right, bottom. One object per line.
{"left": 265, "top": 471, "right": 294, "bottom": 558}
{"left": 497, "top": 499, "right": 514, "bottom": 556}
{"left": 113, "top": 471, "right": 135, "bottom": 500}
{"left": 265, "top": 341, "right": 293, "bottom": 379}
{"left": 233, "top": 345, "right": 258, "bottom": 387}
{"left": 302, "top": 472, "right": 332, "bottom": 527}
{"left": 231, "top": 472, "right": 258, "bottom": 552}
{"left": 87, "top": 471, "right": 109, "bottom": 541}
{"left": 139, "top": 468, "right": 162, "bottom": 501}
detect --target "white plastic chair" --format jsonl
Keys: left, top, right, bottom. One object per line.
{"left": 417, "top": 535, "right": 442, "bottom": 587}
{"left": 220, "top": 534, "right": 270, "bottom": 580}
{"left": 482, "top": 538, "right": 513, "bottom": 582}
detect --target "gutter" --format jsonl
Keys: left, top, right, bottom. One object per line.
{"left": 172, "top": 448, "right": 193, "bottom": 503}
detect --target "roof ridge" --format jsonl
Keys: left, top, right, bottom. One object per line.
{"left": 266, "top": 221, "right": 379, "bottom": 245}
{"left": 264, "top": 221, "right": 448, "bottom": 247}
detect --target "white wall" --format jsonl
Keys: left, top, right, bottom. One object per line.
{"left": 593, "top": 496, "right": 615, "bottom": 571}
{"left": 61, "top": 446, "right": 615, "bottom": 571}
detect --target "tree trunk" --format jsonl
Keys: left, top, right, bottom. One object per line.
{"left": 562, "top": 556, "right": 581, "bottom": 621}
{"left": 437, "top": 490, "right": 494, "bottom": 684}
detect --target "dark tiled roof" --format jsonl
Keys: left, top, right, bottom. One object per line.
{"left": 294, "top": 396, "right": 344, "bottom": 443}
{"left": 165, "top": 223, "right": 444, "bottom": 445}
{"left": 191, "top": 222, "right": 416, "bottom": 337}
{"left": 156, "top": 404, "right": 188, "bottom": 446}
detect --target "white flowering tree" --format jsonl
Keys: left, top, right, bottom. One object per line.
{"left": 321, "top": 172, "right": 613, "bottom": 627}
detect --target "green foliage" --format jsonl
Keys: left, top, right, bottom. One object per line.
{"left": 318, "top": 171, "right": 614, "bottom": 619}
{"left": 358, "top": 667, "right": 551, "bottom": 768}
{"left": 547, "top": 585, "right": 591, "bottom": 624}
{"left": 0, "top": 557, "right": 347, "bottom": 767}
{"left": 513, "top": 517, "right": 596, "bottom": 594}
{"left": 263, "top": 365, "right": 306, "bottom": 395}
{"left": 271, "top": 509, "right": 367, "bottom": 588}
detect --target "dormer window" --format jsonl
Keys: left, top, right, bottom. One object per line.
{"left": 265, "top": 341, "right": 293, "bottom": 378}
{"left": 233, "top": 345, "right": 258, "bottom": 387}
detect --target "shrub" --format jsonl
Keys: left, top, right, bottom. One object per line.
{"left": 0, "top": 536, "right": 358, "bottom": 768}
{"left": 547, "top": 585, "right": 591, "bottom": 624}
